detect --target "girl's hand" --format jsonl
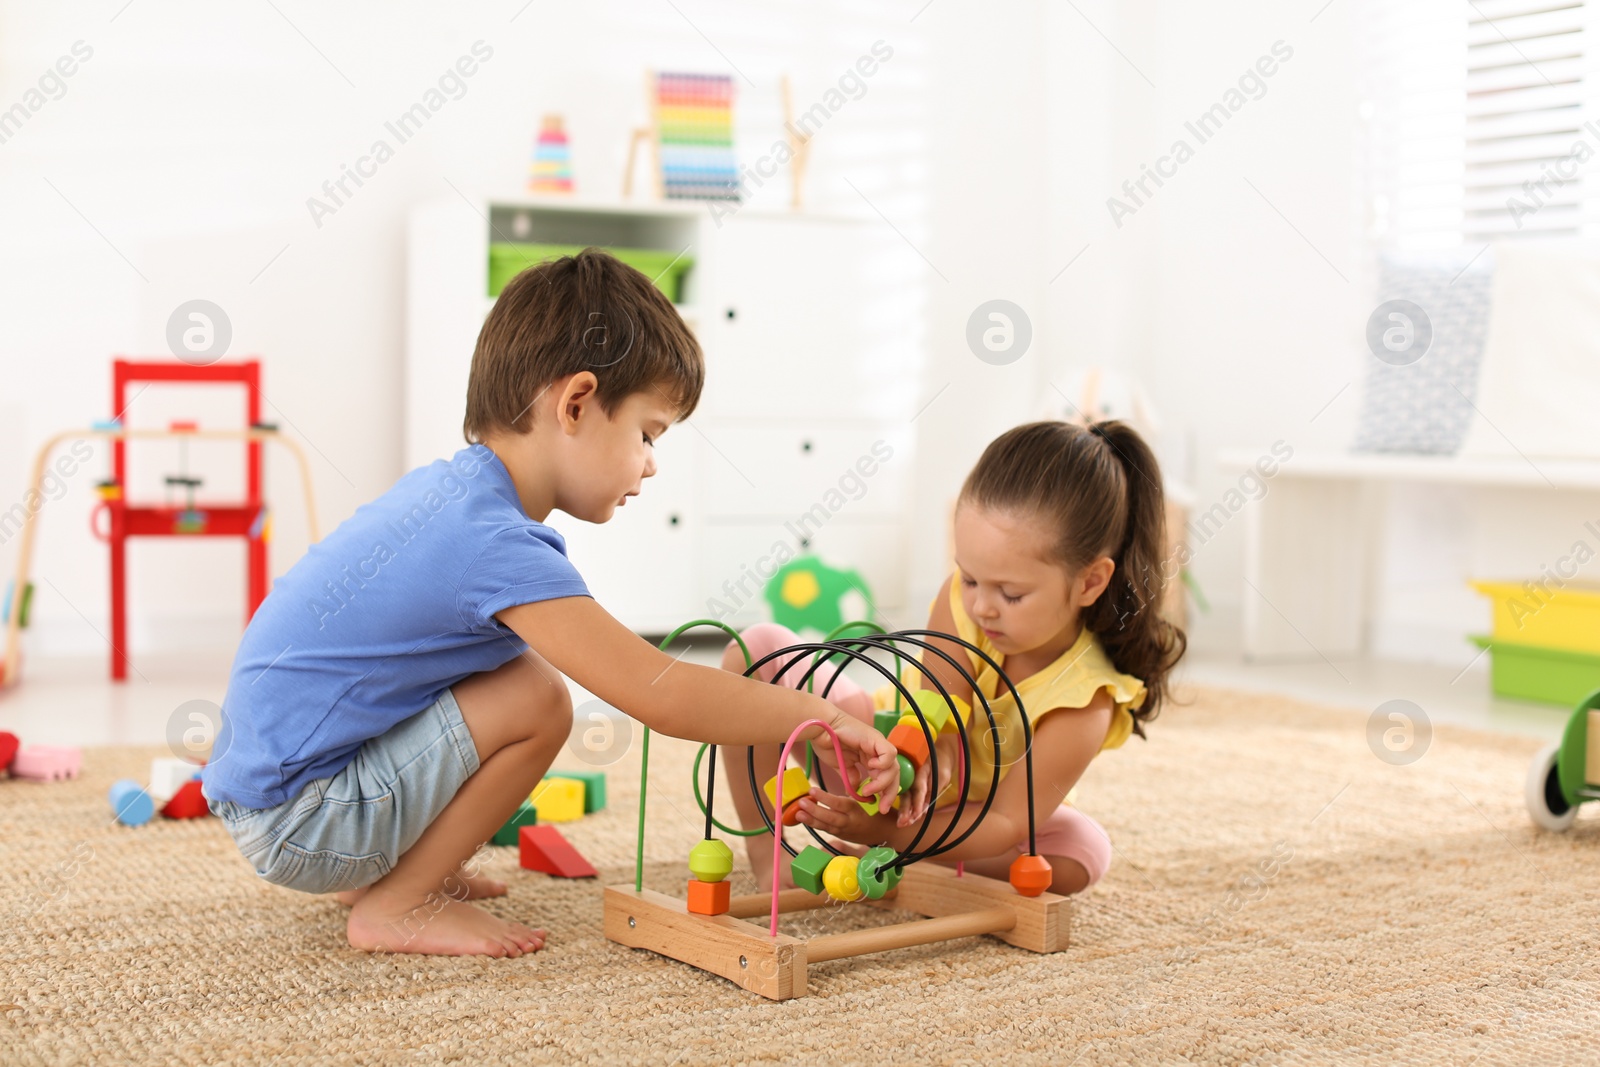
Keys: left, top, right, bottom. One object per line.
{"left": 810, "top": 706, "right": 900, "bottom": 806}
{"left": 897, "top": 732, "right": 956, "bottom": 827}
{"left": 795, "top": 785, "right": 892, "bottom": 843}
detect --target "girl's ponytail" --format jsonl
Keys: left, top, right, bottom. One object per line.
{"left": 1079, "top": 420, "right": 1185, "bottom": 733}
{"left": 957, "top": 419, "right": 1186, "bottom": 735}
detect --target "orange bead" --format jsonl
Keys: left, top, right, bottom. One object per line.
{"left": 1010, "top": 854, "right": 1053, "bottom": 897}
{"left": 686, "top": 877, "right": 731, "bottom": 915}
{"left": 886, "top": 722, "right": 929, "bottom": 771}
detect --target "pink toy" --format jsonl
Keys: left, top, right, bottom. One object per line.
{"left": 11, "top": 745, "right": 82, "bottom": 781}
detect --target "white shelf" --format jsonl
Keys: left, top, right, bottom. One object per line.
{"left": 1219, "top": 448, "right": 1600, "bottom": 491}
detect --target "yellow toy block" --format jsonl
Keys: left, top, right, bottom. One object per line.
{"left": 530, "top": 776, "right": 585, "bottom": 822}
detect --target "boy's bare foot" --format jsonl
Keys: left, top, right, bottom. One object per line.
{"left": 332, "top": 870, "right": 506, "bottom": 907}
{"left": 347, "top": 892, "right": 547, "bottom": 956}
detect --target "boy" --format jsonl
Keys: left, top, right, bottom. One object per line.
{"left": 201, "top": 249, "right": 899, "bottom": 957}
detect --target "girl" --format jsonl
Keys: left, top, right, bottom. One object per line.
{"left": 719, "top": 419, "right": 1186, "bottom": 895}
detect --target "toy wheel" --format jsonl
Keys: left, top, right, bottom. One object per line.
{"left": 1526, "top": 743, "right": 1578, "bottom": 832}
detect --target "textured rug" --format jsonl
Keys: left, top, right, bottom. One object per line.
{"left": 3, "top": 684, "right": 1598, "bottom": 1066}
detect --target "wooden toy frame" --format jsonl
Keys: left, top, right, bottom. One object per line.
{"left": 606, "top": 620, "right": 1071, "bottom": 1000}
{"left": 605, "top": 861, "right": 1068, "bottom": 1000}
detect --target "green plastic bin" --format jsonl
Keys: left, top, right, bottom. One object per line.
{"left": 488, "top": 243, "right": 694, "bottom": 303}
{"left": 1471, "top": 634, "right": 1600, "bottom": 706}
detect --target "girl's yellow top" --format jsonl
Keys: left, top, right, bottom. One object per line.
{"left": 872, "top": 570, "right": 1147, "bottom": 808}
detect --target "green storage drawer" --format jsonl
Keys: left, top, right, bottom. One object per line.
{"left": 488, "top": 243, "right": 693, "bottom": 303}
{"left": 1471, "top": 635, "right": 1600, "bottom": 706}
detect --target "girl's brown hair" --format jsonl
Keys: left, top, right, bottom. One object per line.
{"left": 956, "top": 419, "right": 1186, "bottom": 734}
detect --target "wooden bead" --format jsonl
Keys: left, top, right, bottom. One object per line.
{"left": 886, "top": 723, "right": 929, "bottom": 771}
{"left": 686, "top": 877, "right": 731, "bottom": 915}
{"left": 910, "top": 689, "right": 954, "bottom": 734}
{"left": 1010, "top": 853, "right": 1053, "bottom": 897}
{"left": 688, "top": 838, "right": 734, "bottom": 883}
{"left": 897, "top": 754, "right": 915, "bottom": 792}
{"left": 821, "top": 855, "right": 863, "bottom": 902}
{"left": 856, "top": 846, "right": 901, "bottom": 900}
{"left": 764, "top": 766, "right": 811, "bottom": 826}
{"left": 790, "top": 845, "right": 832, "bottom": 895}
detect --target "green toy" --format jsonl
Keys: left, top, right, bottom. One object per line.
{"left": 1526, "top": 685, "right": 1600, "bottom": 831}
{"left": 762, "top": 554, "right": 876, "bottom": 640}
{"left": 492, "top": 800, "right": 539, "bottom": 845}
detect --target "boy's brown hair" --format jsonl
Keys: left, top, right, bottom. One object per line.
{"left": 463, "top": 247, "right": 704, "bottom": 441}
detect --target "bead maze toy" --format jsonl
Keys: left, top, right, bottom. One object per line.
{"left": 2, "top": 359, "right": 320, "bottom": 689}
{"left": 605, "top": 620, "right": 1068, "bottom": 1000}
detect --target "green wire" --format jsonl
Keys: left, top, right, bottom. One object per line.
{"left": 634, "top": 619, "right": 753, "bottom": 892}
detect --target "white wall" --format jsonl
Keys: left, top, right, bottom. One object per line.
{"left": 0, "top": 0, "right": 934, "bottom": 658}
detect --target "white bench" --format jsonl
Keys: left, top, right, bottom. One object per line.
{"left": 1219, "top": 449, "right": 1600, "bottom": 659}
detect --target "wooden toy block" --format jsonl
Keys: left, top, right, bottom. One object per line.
{"left": 1587, "top": 709, "right": 1600, "bottom": 785}
{"left": 0, "top": 731, "right": 18, "bottom": 772}
{"left": 12, "top": 745, "right": 81, "bottom": 781}
{"left": 790, "top": 845, "right": 832, "bottom": 895}
{"left": 519, "top": 824, "right": 597, "bottom": 878}
{"left": 551, "top": 769, "right": 606, "bottom": 812}
{"left": 686, "top": 877, "right": 731, "bottom": 916}
{"left": 763, "top": 766, "right": 811, "bottom": 827}
{"left": 873, "top": 709, "right": 901, "bottom": 735}
{"left": 492, "top": 801, "right": 539, "bottom": 846}
{"left": 886, "top": 723, "right": 929, "bottom": 771}
{"left": 688, "top": 838, "right": 733, "bottom": 883}
{"left": 530, "top": 776, "right": 585, "bottom": 822}
{"left": 149, "top": 757, "right": 201, "bottom": 802}
{"left": 109, "top": 779, "right": 154, "bottom": 826}
{"left": 159, "top": 779, "right": 210, "bottom": 819}
{"left": 1009, "top": 853, "right": 1054, "bottom": 897}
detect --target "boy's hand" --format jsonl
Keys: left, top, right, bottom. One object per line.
{"left": 897, "top": 732, "right": 957, "bottom": 827}
{"left": 808, "top": 707, "right": 899, "bottom": 808}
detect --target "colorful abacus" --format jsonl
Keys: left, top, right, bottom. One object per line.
{"left": 652, "top": 72, "right": 740, "bottom": 201}
{"left": 605, "top": 619, "right": 1073, "bottom": 1000}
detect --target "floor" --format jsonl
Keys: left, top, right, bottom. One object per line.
{"left": 0, "top": 631, "right": 1570, "bottom": 749}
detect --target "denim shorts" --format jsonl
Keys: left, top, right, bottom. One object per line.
{"left": 207, "top": 688, "right": 481, "bottom": 895}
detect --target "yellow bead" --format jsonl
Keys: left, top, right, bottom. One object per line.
{"left": 822, "top": 855, "right": 863, "bottom": 902}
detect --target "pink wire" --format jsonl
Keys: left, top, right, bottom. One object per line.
{"left": 769, "top": 718, "right": 877, "bottom": 936}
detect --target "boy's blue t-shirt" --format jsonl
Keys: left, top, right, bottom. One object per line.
{"left": 201, "top": 444, "right": 591, "bottom": 809}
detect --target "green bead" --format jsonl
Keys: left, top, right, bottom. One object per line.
{"left": 688, "top": 838, "right": 734, "bottom": 883}
{"left": 873, "top": 709, "right": 900, "bottom": 736}
{"left": 856, "top": 845, "right": 901, "bottom": 899}
{"left": 791, "top": 845, "right": 833, "bottom": 895}
{"left": 897, "top": 754, "right": 915, "bottom": 792}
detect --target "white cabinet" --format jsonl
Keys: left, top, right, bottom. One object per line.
{"left": 406, "top": 196, "right": 920, "bottom": 635}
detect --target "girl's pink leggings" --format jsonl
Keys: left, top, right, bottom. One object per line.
{"left": 729, "top": 621, "right": 1112, "bottom": 887}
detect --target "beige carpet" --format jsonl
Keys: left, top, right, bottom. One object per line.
{"left": 4, "top": 685, "right": 1600, "bottom": 1066}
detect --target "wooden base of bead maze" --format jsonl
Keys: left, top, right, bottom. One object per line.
{"left": 604, "top": 862, "right": 1069, "bottom": 1000}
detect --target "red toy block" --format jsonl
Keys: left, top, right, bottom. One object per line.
{"left": 11, "top": 745, "right": 81, "bottom": 781}
{"left": 518, "top": 824, "right": 597, "bottom": 878}
{"left": 887, "top": 722, "right": 929, "bottom": 771}
{"left": 0, "top": 731, "right": 18, "bottom": 773}
{"left": 686, "top": 877, "right": 731, "bottom": 916}
{"left": 160, "top": 778, "right": 210, "bottom": 819}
